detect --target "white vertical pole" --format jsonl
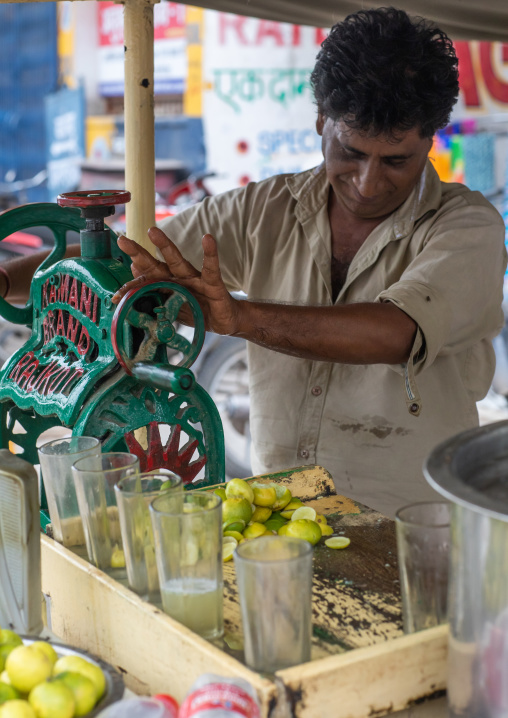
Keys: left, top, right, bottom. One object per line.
{"left": 123, "top": 0, "right": 157, "bottom": 253}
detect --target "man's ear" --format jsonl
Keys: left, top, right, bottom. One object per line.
{"left": 316, "top": 114, "right": 325, "bottom": 136}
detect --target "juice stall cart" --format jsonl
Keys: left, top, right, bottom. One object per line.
{"left": 6, "top": 0, "right": 506, "bottom": 714}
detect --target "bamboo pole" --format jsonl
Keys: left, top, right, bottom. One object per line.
{"left": 123, "top": 0, "right": 157, "bottom": 253}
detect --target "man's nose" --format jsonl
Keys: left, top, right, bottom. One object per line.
{"left": 352, "top": 162, "right": 384, "bottom": 197}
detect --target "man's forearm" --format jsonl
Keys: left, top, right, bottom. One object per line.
{"left": 0, "top": 244, "right": 81, "bottom": 303}
{"left": 233, "top": 299, "right": 417, "bottom": 364}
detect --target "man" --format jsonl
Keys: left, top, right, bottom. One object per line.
{"left": 4, "top": 8, "right": 507, "bottom": 517}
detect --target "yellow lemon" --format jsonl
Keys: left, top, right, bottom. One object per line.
{"left": 0, "top": 681, "right": 20, "bottom": 703}
{"left": 277, "top": 523, "right": 290, "bottom": 536}
{"left": 30, "top": 643, "right": 58, "bottom": 669}
{"left": 319, "top": 524, "right": 334, "bottom": 536}
{"left": 285, "top": 519, "right": 322, "bottom": 546}
{"left": 225, "top": 478, "right": 254, "bottom": 504}
{"left": 325, "top": 536, "right": 351, "bottom": 549}
{"left": 0, "top": 671, "right": 11, "bottom": 685}
{"left": 110, "top": 546, "right": 126, "bottom": 568}
{"left": 291, "top": 506, "right": 317, "bottom": 522}
{"left": 315, "top": 513, "right": 328, "bottom": 525}
{"left": 28, "top": 680, "right": 75, "bottom": 718}
{"left": 251, "top": 485, "right": 277, "bottom": 508}
{"left": 6, "top": 646, "right": 52, "bottom": 693}
{"left": 223, "top": 531, "right": 244, "bottom": 544}
{"left": 242, "top": 522, "right": 267, "bottom": 540}
{"left": 53, "top": 672, "right": 97, "bottom": 716}
{"left": 222, "top": 497, "right": 252, "bottom": 532}
{"left": 0, "top": 699, "right": 37, "bottom": 718}
{"left": 213, "top": 487, "right": 227, "bottom": 502}
{"left": 53, "top": 656, "right": 106, "bottom": 700}
{"left": 251, "top": 506, "right": 272, "bottom": 523}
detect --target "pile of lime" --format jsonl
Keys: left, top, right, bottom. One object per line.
{"left": 212, "top": 479, "right": 351, "bottom": 561}
{"left": 0, "top": 629, "right": 106, "bottom": 718}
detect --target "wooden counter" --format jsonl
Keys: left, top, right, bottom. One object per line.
{"left": 41, "top": 465, "right": 447, "bottom": 717}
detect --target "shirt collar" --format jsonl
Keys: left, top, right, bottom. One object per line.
{"left": 286, "top": 158, "right": 443, "bottom": 237}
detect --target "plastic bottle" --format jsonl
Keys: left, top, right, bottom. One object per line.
{"left": 179, "top": 674, "right": 261, "bottom": 718}
{"left": 96, "top": 696, "right": 178, "bottom": 718}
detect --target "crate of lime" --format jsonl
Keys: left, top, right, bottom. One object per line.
{"left": 39, "top": 465, "right": 447, "bottom": 717}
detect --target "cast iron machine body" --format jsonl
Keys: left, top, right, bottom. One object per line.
{"left": 0, "top": 191, "right": 225, "bottom": 489}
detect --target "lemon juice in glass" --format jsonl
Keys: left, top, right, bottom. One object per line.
{"left": 150, "top": 491, "right": 223, "bottom": 640}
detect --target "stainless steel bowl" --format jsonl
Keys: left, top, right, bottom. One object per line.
{"left": 22, "top": 636, "right": 124, "bottom": 716}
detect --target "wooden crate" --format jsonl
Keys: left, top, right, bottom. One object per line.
{"left": 41, "top": 465, "right": 448, "bottom": 717}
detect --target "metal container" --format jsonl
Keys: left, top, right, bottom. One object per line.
{"left": 424, "top": 419, "right": 508, "bottom": 718}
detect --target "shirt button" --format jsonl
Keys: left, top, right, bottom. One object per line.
{"left": 300, "top": 449, "right": 310, "bottom": 459}
{"left": 311, "top": 386, "right": 322, "bottom": 396}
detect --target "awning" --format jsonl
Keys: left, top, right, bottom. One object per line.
{"left": 180, "top": 0, "right": 508, "bottom": 42}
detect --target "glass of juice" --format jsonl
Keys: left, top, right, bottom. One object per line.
{"left": 149, "top": 490, "right": 223, "bottom": 640}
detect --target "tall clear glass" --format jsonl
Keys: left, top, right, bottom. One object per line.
{"left": 395, "top": 501, "right": 451, "bottom": 634}
{"left": 71, "top": 452, "right": 139, "bottom": 576}
{"left": 149, "top": 491, "right": 223, "bottom": 640}
{"left": 38, "top": 436, "right": 101, "bottom": 547}
{"left": 234, "top": 535, "right": 313, "bottom": 672}
{"left": 114, "top": 472, "right": 182, "bottom": 602}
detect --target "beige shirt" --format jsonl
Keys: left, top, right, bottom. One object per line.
{"left": 158, "top": 161, "right": 507, "bottom": 517}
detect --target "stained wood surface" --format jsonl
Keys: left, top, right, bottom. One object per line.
{"left": 212, "top": 466, "right": 403, "bottom": 665}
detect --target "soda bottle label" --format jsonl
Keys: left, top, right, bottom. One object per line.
{"left": 179, "top": 682, "right": 260, "bottom": 717}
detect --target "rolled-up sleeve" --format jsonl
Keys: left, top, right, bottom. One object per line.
{"left": 377, "top": 195, "right": 506, "bottom": 375}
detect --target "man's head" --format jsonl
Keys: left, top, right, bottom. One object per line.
{"left": 310, "top": 7, "right": 459, "bottom": 139}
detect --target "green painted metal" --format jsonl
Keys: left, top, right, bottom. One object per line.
{"left": 0, "top": 199, "right": 226, "bottom": 534}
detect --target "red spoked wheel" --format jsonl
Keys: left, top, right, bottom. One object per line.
{"left": 57, "top": 190, "right": 131, "bottom": 207}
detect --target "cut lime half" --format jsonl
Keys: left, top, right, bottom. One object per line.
{"left": 291, "top": 506, "right": 317, "bottom": 522}
{"left": 324, "top": 536, "right": 350, "bottom": 549}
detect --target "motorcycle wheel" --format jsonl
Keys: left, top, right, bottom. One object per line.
{"left": 197, "top": 336, "right": 252, "bottom": 479}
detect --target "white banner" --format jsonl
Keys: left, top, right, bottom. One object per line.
{"left": 203, "top": 12, "right": 327, "bottom": 194}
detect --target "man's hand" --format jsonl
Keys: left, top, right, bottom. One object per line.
{"left": 112, "top": 227, "right": 241, "bottom": 336}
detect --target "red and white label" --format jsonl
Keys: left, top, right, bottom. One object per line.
{"left": 179, "top": 683, "right": 260, "bottom": 718}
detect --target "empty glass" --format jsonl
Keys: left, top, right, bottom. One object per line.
{"left": 38, "top": 436, "right": 101, "bottom": 547}
{"left": 114, "top": 472, "right": 182, "bottom": 602}
{"left": 395, "top": 501, "right": 451, "bottom": 633}
{"left": 72, "top": 452, "right": 139, "bottom": 576}
{"left": 234, "top": 535, "right": 313, "bottom": 673}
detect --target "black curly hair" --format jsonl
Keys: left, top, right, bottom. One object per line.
{"left": 310, "top": 7, "right": 459, "bottom": 138}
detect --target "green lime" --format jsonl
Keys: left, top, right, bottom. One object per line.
{"left": 251, "top": 506, "right": 272, "bottom": 523}
{"left": 222, "top": 497, "right": 252, "bottom": 531}
{"left": 242, "top": 522, "right": 268, "bottom": 539}
{"left": 213, "top": 487, "right": 227, "bottom": 501}
{"left": 285, "top": 519, "right": 322, "bottom": 546}
{"left": 325, "top": 536, "right": 351, "bottom": 549}
{"left": 0, "top": 681, "right": 20, "bottom": 704}
{"left": 251, "top": 485, "right": 277, "bottom": 507}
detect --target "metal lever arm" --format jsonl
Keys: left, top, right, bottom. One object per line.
{"left": 0, "top": 203, "right": 85, "bottom": 324}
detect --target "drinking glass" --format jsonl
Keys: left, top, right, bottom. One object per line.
{"left": 234, "top": 535, "right": 313, "bottom": 672}
{"left": 71, "top": 452, "right": 139, "bottom": 575}
{"left": 38, "top": 436, "right": 101, "bottom": 547}
{"left": 395, "top": 501, "right": 451, "bottom": 633}
{"left": 149, "top": 491, "right": 223, "bottom": 639}
{"left": 114, "top": 472, "right": 182, "bottom": 601}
